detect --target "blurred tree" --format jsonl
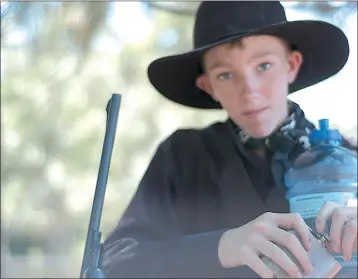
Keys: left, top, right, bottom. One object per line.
{"left": 148, "top": 1, "right": 357, "bottom": 25}
{"left": 1, "top": 2, "right": 111, "bottom": 277}
{"left": 147, "top": 2, "right": 199, "bottom": 15}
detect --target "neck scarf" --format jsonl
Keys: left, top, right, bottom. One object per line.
{"left": 228, "top": 101, "right": 316, "bottom": 188}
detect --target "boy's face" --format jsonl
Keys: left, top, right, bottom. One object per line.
{"left": 196, "top": 35, "right": 303, "bottom": 138}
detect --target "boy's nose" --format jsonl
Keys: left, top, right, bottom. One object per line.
{"left": 240, "top": 76, "right": 261, "bottom": 99}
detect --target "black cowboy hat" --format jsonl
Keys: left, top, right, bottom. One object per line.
{"left": 147, "top": 1, "right": 349, "bottom": 109}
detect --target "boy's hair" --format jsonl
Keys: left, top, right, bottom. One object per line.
{"left": 226, "top": 36, "right": 295, "bottom": 53}
{"left": 199, "top": 35, "right": 298, "bottom": 74}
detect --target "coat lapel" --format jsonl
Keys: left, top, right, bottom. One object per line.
{"left": 193, "top": 122, "right": 289, "bottom": 233}
{"left": 265, "top": 185, "right": 290, "bottom": 213}
{"left": 217, "top": 156, "right": 267, "bottom": 229}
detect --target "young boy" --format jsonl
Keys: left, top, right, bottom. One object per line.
{"left": 102, "top": 2, "right": 357, "bottom": 278}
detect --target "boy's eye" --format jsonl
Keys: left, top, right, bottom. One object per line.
{"left": 217, "top": 72, "right": 232, "bottom": 80}
{"left": 257, "top": 63, "right": 272, "bottom": 72}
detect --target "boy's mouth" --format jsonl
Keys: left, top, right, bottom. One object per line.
{"left": 241, "top": 107, "right": 268, "bottom": 118}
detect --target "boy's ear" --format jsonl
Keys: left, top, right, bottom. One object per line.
{"left": 196, "top": 75, "right": 214, "bottom": 97}
{"left": 287, "top": 51, "right": 303, "bottom": 84}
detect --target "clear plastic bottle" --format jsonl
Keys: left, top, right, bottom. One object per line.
{"left": 284, "top": 119, "right": 357, "bottom": 278}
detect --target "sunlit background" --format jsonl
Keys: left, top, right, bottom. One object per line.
{"left": 1, "top": 1, "right": 357, "bottom": 278}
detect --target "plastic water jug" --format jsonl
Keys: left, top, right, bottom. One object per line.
{"left": 284, "top": 119, "right": 357, "bottom": 278}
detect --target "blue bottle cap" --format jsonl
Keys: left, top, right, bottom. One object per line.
{"left": 309, "top": 119, "right": 342, "bottom": 144}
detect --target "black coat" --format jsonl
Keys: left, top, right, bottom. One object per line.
{"left": 102, "top": 121, "right": 296, "bottom": 278}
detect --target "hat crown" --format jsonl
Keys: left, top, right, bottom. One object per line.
{"left": 194, "top": 1, "right": 287, "bottom": 48}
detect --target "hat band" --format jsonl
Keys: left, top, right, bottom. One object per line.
{"left": 198, "top": 29, "right": 258, "bottom": 47}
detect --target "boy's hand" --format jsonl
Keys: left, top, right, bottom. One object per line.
{"left": 218, "top": 212, "right": 313, "bottom": 278}
{"left": 316, "top": 201, "right": 357, "bottom": 261}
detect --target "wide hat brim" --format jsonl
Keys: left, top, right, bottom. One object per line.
{"left": 148, "top": 20, "right": 349, "bottom": 109}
